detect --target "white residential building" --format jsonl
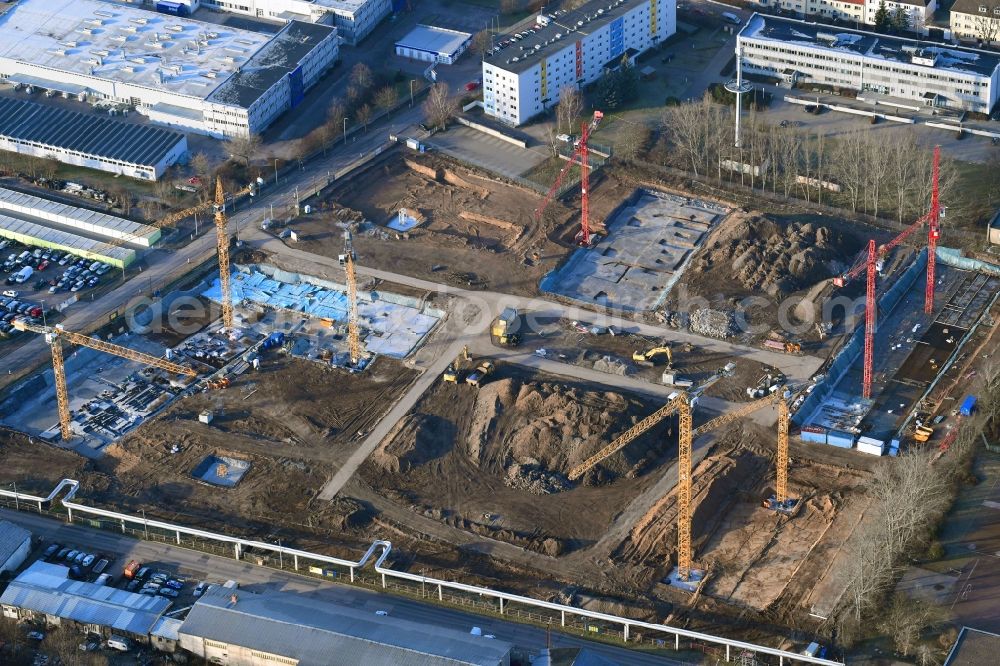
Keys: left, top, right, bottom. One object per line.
{"left": 482, "top": 0, "right": 676, "bottom": 126}
{"left": 151, "top": 0, "right": 391, "bottom": 44}
{"left": 0, "top": 0, "right": 339, "bottom": 138}
{"left": 754, "top": 0, "right": 935, "bottom": 32}
{"left": 738, "top": 13, "right": 1000, "bottom": 114}
{"left": 951, "top": 0, "right": 1000, "bottom": 45}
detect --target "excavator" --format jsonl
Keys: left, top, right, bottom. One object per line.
{"left": 443, "top": 346, "right": 472, "bottom": 383}
{"left": 633, "top": 346, "right": 673, "bottom": 368}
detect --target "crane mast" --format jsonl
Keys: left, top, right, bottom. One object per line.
{"left": 214, "top": 177, "right": 234, "bottom": 330}
{"left": 343, "top": 231, "right": 363, "bottom": 365}
{"left": 14, "top": 321, "right": 195, "bottom": 440}
{"left": 925, "top": 145, "right": 941, "bottom": 315}
{"left": 676, "top": 395, "right": 693, "bottom": 580}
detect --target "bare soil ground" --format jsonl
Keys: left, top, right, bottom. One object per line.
{"left": 615, "top": 425, "right": 875, "bottom": 614}
{"left": 285, "top": 150, "right": 634, "bottom": 296}
{"left": 518, "top": 316, "right": 777, "bottom": 402}
{"left": 359, "top": 364, "right": 677, "bottom": 555}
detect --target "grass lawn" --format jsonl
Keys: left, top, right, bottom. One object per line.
{"left": 522, "top": 156, "right": 581, "bottom": 191}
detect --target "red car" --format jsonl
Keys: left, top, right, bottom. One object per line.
{"left": 464, "top": 81, "right": 480, "bottom": 92}
{"left": 37, "top": 260, "right": 48, "bottom": 271}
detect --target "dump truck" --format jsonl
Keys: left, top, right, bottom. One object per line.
{"left": 913, "top": 424, "right": 934, "bottom": 443}
{"left": 763, "top": 339, "right": 801, "bottom": 354}
{"left": 491, "top": 308, "right": 520, "bottom": 346}
{"left": 466, "top": 361, "right": 495, "bottom": 387}
{"left": 633, "top": 346, "right": 673, "bottom": 367}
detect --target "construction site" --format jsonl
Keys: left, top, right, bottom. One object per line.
{"left": 0, "top": 121, "right": 997, "bottom": 659}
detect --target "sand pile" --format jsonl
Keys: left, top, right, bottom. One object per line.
{"left": 467, "top": 378, "right": 663, "bottom": 492}
{"left": 693, "top": 215, "right": 855, "bottom": 297}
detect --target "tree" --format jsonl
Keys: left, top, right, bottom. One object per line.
{"left": 422, "top": 82, "right": 459, "bottom": 131}
{"left": 595, "top": 57, "right": 639, "bottom": 111}
{"left": 110, "top": 185, "right": 134, "bottom": 215}
{"left": 874, "top": 0, "right": 891, "bottom": 31}
{"left": 500, "top": 0, "right": 521, "bottom": 14}
{"left": 470, "top": 29, "right": 492, "bottom": 59}
{"left": 891, "top": 6, "right": 910, "bottom": 31}
{"left": 350, "top": 62, "right": 373, "bottom": 91}
{"left": 356, "top": 103, "right": 373, "bottom": 132}
{"left": 374, "top": 85, "right": 399, "bottom": 116}
{"left": 974, "top": 15, "right": 1000, "bottom": 44}
{"left": 326, "top": 99, "right": 346, "bottom": 142}
{"left": 556, "top": 85, "right": 583, "bottom": 134}
{"left": 225, "top": 133, "right": 262, "bottom": 167}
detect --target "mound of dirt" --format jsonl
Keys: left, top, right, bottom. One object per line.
{"left": 375, "top": 413, "right": 456, "bottom": 473}
{"left": 693, "top": 214, "right": 857, "bottom": 297}
{"left": 466, "top": 378, "right": 665, "bottom": 492}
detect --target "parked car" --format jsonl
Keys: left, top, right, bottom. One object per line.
{"left": 56, "top": 548, "right": 70, "bottom": 560}
{"left": 27, "top": 630, "right": 45, "bottom": 641}
{"left": 164, "top": 579, "right": 183, "bottom": 590}
{"left": 64, "top": 549, "right": 79, "bottom": 562}
{"left": 93, "top": 558, "right": 110, "bottom": 575}
{"left": 194, "top": 582, "right": 210, "bottom": 597}
{"left": 158, "top": 588, "right": 179, "bottom": 598}
{"left": 73, "top": 551, "right": 88, "bottom": 564}
{"left": 81, "top": 554, "right": 95, "bottom": 567}
{"left": 1, "top": 290, "right": 16, "bottom": 298}
{"left": 42, "top": 543, "right": 61, "bottom": 560}
{"left": 68, "top": 565, "right": 85, "bottom": 580}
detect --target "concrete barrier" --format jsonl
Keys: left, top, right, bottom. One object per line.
{"left": 456, "top": 116, "right": 528, "bottom": 149}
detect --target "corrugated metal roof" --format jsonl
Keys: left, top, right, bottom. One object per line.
{"left": 151, "top": 616, "right": 183, "bottom": 641}
{"left": 0, "top": 561, "right": 170, "bottom": 635}
{"left": 0, "top": 97, "right": 184, "bottom": 167}
{"left": 180, "top": 587, "right": 512, "bottom": 666}
{"left": 0, "top": 520, "right": 30, "bottom": 566}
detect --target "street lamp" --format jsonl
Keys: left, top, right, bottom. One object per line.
{"left": 343, "top": 117, "right": 348, "bottom": 144}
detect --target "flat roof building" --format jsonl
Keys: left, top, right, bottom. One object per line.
{"left": 0, "top": 521, "right": 31, "bottom": 575}
{"left": 944, "top": 627, "right": 1000, "bottom": 666}
{"left": 737, "top": 13, "right": 1000, "bottom": 114}
{"left": 178, "top": 586, "right": 514, "bottom": 665}
{"left": 0, "top": 97, "right": 187, "bottom": 180}
{"left": 0, "top": 561, "right": 171, "bottom": 641}
{"left": 482, "top": 0, "right": 676, "bottom": 126}
{"left": 188, "top": 0, "right": 391, "bottom": 45}
{"left": 0, "top": 0, "right": 339, "bottom": 138}
{"left": 395, "top": 25, "right": 472, "bottom": 65}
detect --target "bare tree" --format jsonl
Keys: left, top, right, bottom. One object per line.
{"left": 355, "top": 103, "right": 373, "bottom": 132}
{"left": 374, "top": 85, "right": 399, "bottom": 116}
{"left": 975, "top": 15, "right": 1000, "bottom": 44}
{"left": 470, "top": 29, "right": 492, "bottom": 58}
{"left": 350, "top": 62, "right": 374, "bottom": 91}
{"left": 225, "top": 133, "right": 262, "bottom": 167}
{"left": 110, "top": 186, "right": 134, "bottom": 215}
{"left": 346, "top": 84, "right": 361, "bottom": 104}
{"left": 422, "top": 82, "right": 459, "bottom": 131}
{"left": 326, "top": 100, "right": 346, "bottom": 142}
{"left": 556, "top": 85, "right": 583, "bottom": 134}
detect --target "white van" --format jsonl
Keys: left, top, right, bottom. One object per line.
{"left": 721, "top": 11, "right": 742, "bottom": 25}
{"left": 107, "top": 635, "right": 130, "bottom": 652}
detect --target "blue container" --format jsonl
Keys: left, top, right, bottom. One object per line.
{"left": 827, "top": 430, "right": 856, "bottom": 449}
{"left": 800, "top": 427, "right": 828, "bottom": 444}
{"left": 960, "top": 395, "right": 977, "bottom": 417}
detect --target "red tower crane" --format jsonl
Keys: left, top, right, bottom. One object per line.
{"left": 535, "top": 110, "right": 604, "bottom": 246}
{"left": 833, "top": 146, "right": 942, "bottom": 399}
{"left": 925, "top": 146, "right": 941, "bottom": 315}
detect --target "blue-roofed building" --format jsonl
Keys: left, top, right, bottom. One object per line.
{"left": 0, "top": 561, "right": 171, "bottom": 643}
{"left": 178, "top": 586, "right": 514, "bottom": 666}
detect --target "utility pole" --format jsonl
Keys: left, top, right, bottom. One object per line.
{"left": 725, "top": 42, "right": 753, "bottom": 149}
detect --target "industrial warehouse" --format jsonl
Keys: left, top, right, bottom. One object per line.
{"left": 0, "top": 0, "right": 340, "bottom": 138}
{"left": 737, "top": 13, "right": 1000, "bottom": 114}
{"left": 0, "top": 97, "right": 187, "bottom": 180}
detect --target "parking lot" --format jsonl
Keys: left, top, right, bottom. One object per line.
{"left": 0, "top": 238, "right": 114, "bottom": 340}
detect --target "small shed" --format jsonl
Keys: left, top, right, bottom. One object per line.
{"left": 0, "top": 520, "right": 31, "bottom": 575}
{"left": 395, "top": 25, "right": 472, "bottom": 65}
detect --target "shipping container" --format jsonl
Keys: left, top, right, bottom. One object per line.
{"left": 826, "top": 430, "right": 855, "bottom": 449}
{"left": 960, "top": 395, "right": 977, "bottom": 416}
{"left": 800, "top": 426, "right": 828, "bottom": 444}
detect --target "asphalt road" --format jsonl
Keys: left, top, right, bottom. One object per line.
{"left": 0, "top": 508, "right": 690, "bottom": 665}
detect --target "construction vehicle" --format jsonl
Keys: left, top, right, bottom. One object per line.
{"left": 913, "top": 424, "right": 934, "bottom": 443}
{"left": 465, "top": 360, "right": 495, "bottom": 387}
{"left": 13, "top": 320, "right": 196, "bottom": 441}
{"left": 443, "top": 365, "right": 461, "bottom": 383}
{"left": 123, "top": 560, "right": 142, "bottom": 580}
{"left": 763, "top": 339, "right": 801, "bottom": 354}
{"left": 491, "top": 308, "right": 521, "bottom": 346}
{"left": 443, "top": 347, "right": 472, "bottom": 383}
{"left": 633, "top": 346, "right": 673, "bottom": 368}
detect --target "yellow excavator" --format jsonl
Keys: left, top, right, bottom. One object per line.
{"left": 633, "top": 346, "right": 673, "bottom": 368}
{"left": 444, "top": 346, "right": 472, "bottom": 383}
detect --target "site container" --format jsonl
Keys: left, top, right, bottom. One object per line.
{"left": 799, "top": 425, "right": 828, "bottom": 444}
{"left": 960, "top": 395, "right": 977, "bottom": 416}
{"left": 826, "top": 430, "right": 855, "bottom": 449}
{"left": 857, "top": 436, "right": 885, "bottom": 456}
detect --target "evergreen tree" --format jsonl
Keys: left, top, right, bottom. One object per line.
{"left": 874, "top": 0, "right": 891, "bottom": 32}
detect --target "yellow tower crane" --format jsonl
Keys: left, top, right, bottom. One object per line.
{"left": 213, "top": 177, "right": 234, "bottom": 330}
{"left": 568, "top": 378, "right": 794, "bottom": 582}
{"left": 341, "top": 230, "right": 363, "bottom": 365}
{"left": 13, "top": 320, "right": 197, "bottom": 441}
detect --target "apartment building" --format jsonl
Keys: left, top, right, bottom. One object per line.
{"left": 482, "top": 0, "right": 676, "bottom": 126}
{"left": 754, "top": 0, "right": 935, "bottom": 31}
{"left": 738, "top": 13, "right": 1000, "bottom": 114}
{"left": 951, "top": 0, "right": 1000, "bottom": 45}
